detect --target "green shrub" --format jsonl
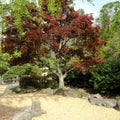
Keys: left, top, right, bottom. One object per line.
{"left": 19, "top": 75, "right": 58, "bottom": 89}
{"left": 65, "top": 59, "right": 120, "bottom": 96}
{"left": 20, "top": 75, "right": 47, "bottom": 89}
{"left": 65, "top": 70, "right": 91, "bottom": 88}
{"left": 89, "top": 59, "right": 120, "bottom": 95}
{"left": 3, "top": 64, "right": 42, "bottom": 81}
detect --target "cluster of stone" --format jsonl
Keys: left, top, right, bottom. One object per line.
{"left": 88, "top": 94, "right": 120, "bottom": 111}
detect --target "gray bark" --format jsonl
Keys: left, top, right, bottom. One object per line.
{"left": 53, "top": 63, "right": 73, "bottom": 89}
{"left": 0, "top": 75, "right": 3, "bottom": 85}
{"left": 58, "top": 74, "right": 67, "bottom": 89}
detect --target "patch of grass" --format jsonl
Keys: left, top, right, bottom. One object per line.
{"left": 115, "top": 96, "right": 120, "bottom": 100}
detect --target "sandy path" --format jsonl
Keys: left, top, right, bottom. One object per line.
{"left": 0, "top": 93, "right": 120, "bottom": 120}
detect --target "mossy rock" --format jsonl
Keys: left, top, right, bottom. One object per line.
{"left": 54, "top": 88, "right": 84, "bottom": 98}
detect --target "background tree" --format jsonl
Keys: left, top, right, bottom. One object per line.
{"left": 79, "top": 1, "right": 120, "bottom": 96}
{"left": 0, "top": 42, "right": 9, "bottom": 84}
{"left": 1, "top": 0, "right": 103, "bottom": 88}
{"left": 97, "top": 1, "right": 120, "bottom": 60}
{"left": 77, "top": 8, "right": 85, "bottom": 15}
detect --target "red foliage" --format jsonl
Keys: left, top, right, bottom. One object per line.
{"left": 2, "top": 36, "right": 19, "bottom": 54}
{"left": 6, "top": 16, "right": 14, "bottom": 23}
{"left": 73, "top": 57, "right": 104, "bottom": 74}
{"left": 1, "top": 0, "right": 104, "bottom": 71}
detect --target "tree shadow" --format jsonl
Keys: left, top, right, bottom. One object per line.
{"left": 0, "top": 104, "right": 21, "bottom": 120}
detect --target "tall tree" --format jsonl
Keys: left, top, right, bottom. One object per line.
{"left": 97, "top": 1, "right": 120, "bottom": 60}
{"left": 1, "top": 0, "right": 104, "bottom": 88}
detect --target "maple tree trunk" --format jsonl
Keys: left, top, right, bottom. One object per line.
{"left": 58, "top": 74, "right": 67, "bottom": 89}
{"left": 0, "top": 75, "right": 3, "bottom": 85}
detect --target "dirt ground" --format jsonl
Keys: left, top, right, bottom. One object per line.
{"left": 0, "top": 92, "right": 120, "bottom": 120}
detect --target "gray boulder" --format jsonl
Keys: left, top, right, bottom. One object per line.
{"left": 54, "top": 88, "right": 83, "bottom": 98}
{"left": 41, "top": 88, "right": 54, "bottom": 95}
{"left": 12, "top": 111, "right": 32, "bottom": 120}
{"left": 115, "top": 100, "right": 120, "bottom": 111}
{"left": 88, "top": 94, "right": 118, "bottom": 109}
{"left": 31, "top": 100, "right": 47, "bottom": 116}
{"left": 54, "top": 88, "right": 66, "bottom": 96}
{"left": 12, "top": 100, "right": 46, "bottom": 120}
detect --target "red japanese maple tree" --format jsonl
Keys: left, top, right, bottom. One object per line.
{"left": 1, "top": 0, "right": 104, "bottom": 88}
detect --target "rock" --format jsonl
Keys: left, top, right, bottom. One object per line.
{"left": 12, "top": 100, "right": 46, "bottom": 120}
{"left": 31, "top": 100, "right": 47, "bottom": 116}
{"left": 88, "top": 94, "right": 118, "bottom": 109}
{"left": 12, "top": 87, "right": 21, "bottom": 93}
{"left": 41, "top": 88, "right": 54, "bottom": 95}
{"left": 92, "top": 94, "right": 103, "bottom": 99}
{"left": 54, "top": 88, "right": 83, "bottom": 98}
{"left": 12, "top": 111, "right": 32, "bottom": 120}
{"left": 20, "top": 106, "right": 31, "bottom": 112}
{"left": 115, "top": 100, "right": 120, "bottom": 111}
{"left": 65, "top": 89, "right": 83, "bottom": 98}
{"left": 24, "top": 87, "right": 37, "bottom": 93}
{"left": 54, "top": 88, "right": 66, "bottom": 96}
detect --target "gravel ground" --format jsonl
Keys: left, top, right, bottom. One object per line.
{"left": 0, "top": 85, "right": 20, "bottom": 120}
{"left": 0, "top": 93, "right": 120, "bottom": 120}
{"left": 0, "top": 104, "right": 20, "bottom": 120}
{"left": 0, "top": 85, "right": 120, "bottom": 120}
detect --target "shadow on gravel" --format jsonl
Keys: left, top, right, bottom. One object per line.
{"left": 0, "top": 104, "right": 20, "bottom": 120}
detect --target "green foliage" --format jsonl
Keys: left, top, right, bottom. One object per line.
{"left": 116, "top": 96, "right": 120, "bottom": 100}
{"left": 67, "top": 55, "right": 80, "bottom": 67}
{"left": 89, "top": 60, "right": 120, "bottom": 95}
{"left": 65, "top": 60, "right": 120, "bottom": 96}
{"left": 0, "top": 0, "right": 93, "bottom": 36}
{"left": 46, "top": 0, "right": 62, "bottom": 14}
{"left": 0, "top": 53, "right": 9, "bottom": 75}
{"left": 0, "top": 43, "right": 10, "bottom": 75}
{"left": 3, "top": 63, "right": 42, "bottom": 80}
{"left": 19, "top": 75, "right": 58, "bottom": 89}
{"left": 65, "top": 70, "right": 91, "bottom": 88}
{"left": 20, "top": 75, "right": 48, "bottom": 89}
{"left": 0, "top": 0, "right": 69, "bottom": 36}
{"left": 40, "top": 52, "right": 69, "bottom": 74}
{"left": 97, "top": 1, "right": 120, "bottom": 60}
{"left": 95, "top": 2, "right": 120, "bottom": 96}
{"left": 40, "top": 53, "right": 57, "bottom": 70}
{"left": 0, "top": 0, "right": 40, "bottom": 36}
